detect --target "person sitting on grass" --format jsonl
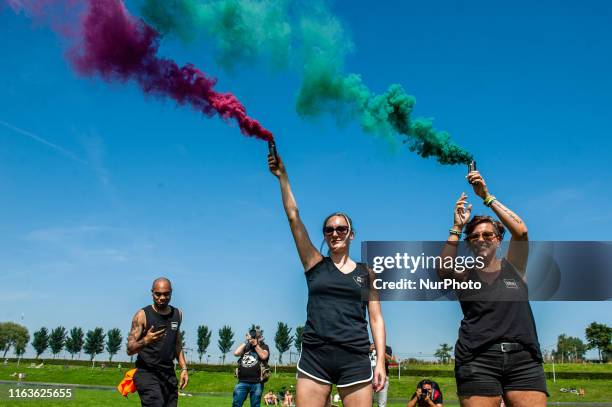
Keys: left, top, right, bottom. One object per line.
{"left": 264, "top": 390, "right": 278, "bottom": 405}
{"left": 282, "top": 389, "right": 294, "bottom": 406}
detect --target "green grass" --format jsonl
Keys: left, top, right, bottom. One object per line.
{"left": 1, "top": 362, "right": 610, "bottom": 405}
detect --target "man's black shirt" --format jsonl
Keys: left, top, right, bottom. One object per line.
{"left": 237, "top": 342, "right": 270, "bottom": 383}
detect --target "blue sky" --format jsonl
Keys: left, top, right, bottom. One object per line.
{"left": 1, "top": 0, "right": 611, "bottom": 362}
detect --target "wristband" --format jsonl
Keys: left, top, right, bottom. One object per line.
{"left": 448, "top": 228, "right": 462, "bottom": 236}
{"left": 483, "top": 195, "right": 497, "bottom": 207}
{"left": 180, "top": 367, "right": 188, "bottom": 372}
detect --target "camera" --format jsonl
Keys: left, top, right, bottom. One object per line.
{"left": 249, "top": 329, "right": 257, "bottom": 339}
{"left": 419, "top": 387, "right": 430, "bottom": 400}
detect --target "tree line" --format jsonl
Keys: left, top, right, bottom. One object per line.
{"left": 4, "top": 321, "right": 609, "bottom": 364}
{"left": 0, "top": 321, "right": 306, "bottom": 365}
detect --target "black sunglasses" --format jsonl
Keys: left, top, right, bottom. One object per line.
{"left": 152, "top": 291, "right": 172, "bottom": 298}
{"left": 323, "top": 226, "right": 350, "bottom": 236}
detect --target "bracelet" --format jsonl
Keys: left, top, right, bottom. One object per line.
{"left": 448, "top": 228, "right": 462, "bottom": 236}
{"left": 483, "top": 195, "right": 497, "bottom": 207}
{"left": 180, "top": 367, "right": 188, "bottom": 371}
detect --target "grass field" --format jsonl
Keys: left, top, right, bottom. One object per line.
{"left": 1, "top": 362, "right": 610, "bottom": 406}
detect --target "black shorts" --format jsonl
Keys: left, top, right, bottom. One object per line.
{"left": 134, "top": 368, "right": 178, "bottom": 407}
{"left": 455, "top": 348, "right": 548, "bottom": 397}
{"left": 297, "top": 343, "right": 372, "bottom": 387}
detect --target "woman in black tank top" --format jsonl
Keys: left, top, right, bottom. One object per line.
{"left": 268, "top": 150, "right": 387, "bottom": 406}
{"left": 438, "top": 169, "right": 547, "bottom": 407}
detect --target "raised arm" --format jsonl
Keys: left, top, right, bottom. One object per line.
{"left": 268, "top": 153, "right": 322, "bottom": 271}
{"left": 467, "top": 170, "right": 529, "bottom": 273}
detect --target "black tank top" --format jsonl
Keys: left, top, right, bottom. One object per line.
{"left": 455, "top": 259, "right": 542, "bottom": 364}
{"left": 302, "top": 257, "right": 370, "bottom": 354}
{"left": 135, "top": 305, "right": 181, "bottom": 371}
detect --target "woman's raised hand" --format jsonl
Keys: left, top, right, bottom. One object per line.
{"left": 268, "top": 152, "right": 286, "bottom": 179}
{"left": 454, "top": 192, "right": 472, "bottom": 228}
{"left": 467, "top": 170, "right": 489, "bottom": 199}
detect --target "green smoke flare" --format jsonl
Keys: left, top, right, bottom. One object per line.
{"left": 140, "top": 0, "right": 472, "bottom": 164}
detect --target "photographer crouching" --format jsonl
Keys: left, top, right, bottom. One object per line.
{"left": 407, "top": 379, "right": 443, "bottom": 407}
{"left": 232, "top": 327, "right": 271, "bottom": 407}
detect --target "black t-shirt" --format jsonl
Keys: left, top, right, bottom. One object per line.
{"left": 455, "top": 259, "right": 543, "bottom": 364}
{"left": 302, "top": 257, "right": 370, "bottom": 354}
{"left": 237, "top": 342, "right": 270, "bottom": 383}
{"left": 411, "top": 382, "right": 443, "bottom": 405}
{"left": 135, "top": 305, "right": 181, "bottom": 372}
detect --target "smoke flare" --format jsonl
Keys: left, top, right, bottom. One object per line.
{"left": 139, "top": 0, "right": 471, "bottom": 164}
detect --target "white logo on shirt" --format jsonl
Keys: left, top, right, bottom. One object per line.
{"left": 503, "top": 279, "right": 519, "bottom": 289}
{"left": 171, "top": 322, "right": 179, "bottom": 330}
{"left": 241, "top": 353, "right": 258, "bottom": 368}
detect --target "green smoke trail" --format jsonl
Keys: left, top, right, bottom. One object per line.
{"left": 140, "top": 0, "right": 472, "bottom": 164}
{"left": 140, "top": 0, "right": 292, "bottom": 71}
{"left": 295, "top": 5, "right": 472, "bottom": 164}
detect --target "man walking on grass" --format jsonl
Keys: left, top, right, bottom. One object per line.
{"left": 127, "top": 277, "right": 188, "bottom": 407}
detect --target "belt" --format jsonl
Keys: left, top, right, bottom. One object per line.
{"left": 488, "top": 342, "right": 524, "bottom": 353}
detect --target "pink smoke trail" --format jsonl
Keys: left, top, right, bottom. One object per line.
{"left": 10, "top": 0, "right": 273, "bottom": 141}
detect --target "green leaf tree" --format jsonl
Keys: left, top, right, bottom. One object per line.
{"left": 32, "top": 327, "right": 49, "bottom": 359}
{"left": 585, "top": 322, "right": 612, "bottom": 362}
{"left": 218, "top": 325, "right": 234, "bottom": 364}
{"left": 83, "top": 328, "right": 105, "bottom": 367}
{"left": 49, "top": 327, "right": 67, "bottom": 358}
{"left": 0, "top": 322, "right": 29, "bottom": 359}
{"left": 434, "top": 343, "right": 453, "bottom": 364}
{"left": 65, "top": 327, "right": 84, "bottom": 360}
{"left": 197, "top": 325, "right": 212, "bottom": 363}
{"left": 554, "top": 334, "right": 587, "bottom": 362}
{"left": 274, "top": 322, "right": 293, "bottom": 364}
{"left": 14, "top": 331, "right": 28, "bottom": 365}
{"left": 294, "top": 326, "right": 304, "bottom": 353}
{"left": 106, "top": 328, "right": 122, "bottom": 362}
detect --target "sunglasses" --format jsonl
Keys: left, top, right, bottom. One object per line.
{"left": 153, "top": 291, "right": 172, "bottom": 298}
{"left": 467, "top": 231, "right": 498, "bottom": 242}
{"left": 323, "top": 226, "right": 350, "bottom": 236}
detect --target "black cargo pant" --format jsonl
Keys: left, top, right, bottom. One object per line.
{"left": 134, "top": 368, "right": 178, "bottom": 407}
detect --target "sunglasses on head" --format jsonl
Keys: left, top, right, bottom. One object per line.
{"left": 323, "top": 225, "right": 350, "bottom": 236}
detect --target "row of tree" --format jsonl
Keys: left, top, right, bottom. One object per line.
{"left": 199, "top": 323, "right": 304, "bottom": 364}
{"left": 4, "top": 321, "right": 609, "bottom": 364}
{"left": 1, "top": 322, "right": 304, "bottom": 365}
{"left": 30, "top": 327, "right": 123, "bottom": 363}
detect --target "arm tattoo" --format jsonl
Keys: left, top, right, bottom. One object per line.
{"left": 492, "top": 201, "right": 523, "bottom": 225}
{"left": 128, "top": 315, "right": 145, "bottom": 352}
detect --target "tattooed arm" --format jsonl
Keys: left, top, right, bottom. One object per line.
{"left": 126, "top": 310, "right": 165, "bottom": 355}
{"left": 127, "top": 310, "right": 145, "bottom": 356}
